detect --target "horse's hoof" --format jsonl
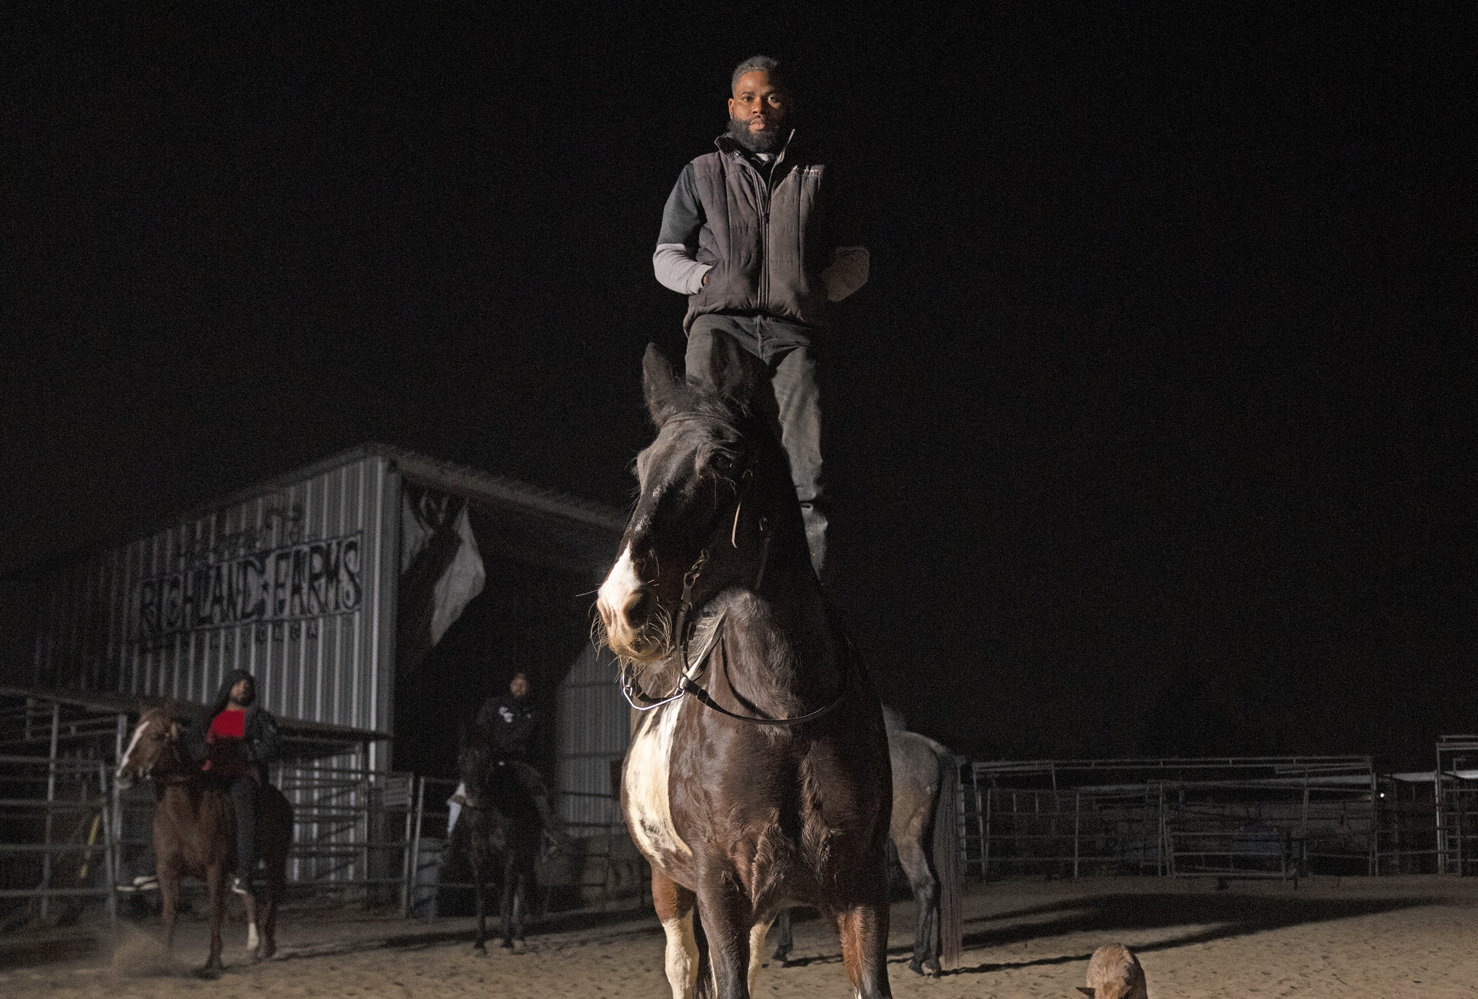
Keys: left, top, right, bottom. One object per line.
{"left": 254, "top": 944, "right": 277, "bottom": 962}
{"left": 500, "top": 939, "right": 514, "bottom": 950}
{"left": 473, "top": 942, "right": 487, "bottom": 954}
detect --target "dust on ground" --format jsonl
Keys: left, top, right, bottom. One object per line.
{"left": 3, "top": 876, "right": 1477, "bottom": 997}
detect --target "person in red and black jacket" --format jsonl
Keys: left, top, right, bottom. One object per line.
{"left": 186, "top": 669, "right": 281, "bottom": 895}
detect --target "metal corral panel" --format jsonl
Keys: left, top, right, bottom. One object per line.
{"left": 555, "top": 643, "right": 627, "bottom": 834}
{"left": 23, "top": 453, "right": 399, "bottom": 765}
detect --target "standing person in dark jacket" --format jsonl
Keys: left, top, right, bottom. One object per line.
{"left": 186, "top": 669, "right": 280, "bottom": 896}
{"left": 448, "top": 673, "right": 567, "bottom": 851}
{"left": 654, "top": 54, "right": 869, "bottom": 583}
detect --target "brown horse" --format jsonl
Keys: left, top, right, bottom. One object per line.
{"left": 771, "top": 715, "right": 962, "bottom": 976}
{"left": 114, "top": 706, "right": 293, "bottom": 971}
{"left": 598, "top": 340, "right": 894, "bottom": 998}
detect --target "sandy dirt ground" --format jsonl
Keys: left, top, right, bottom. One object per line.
{"left": 3, "top": 876, "right": 1477, "bottom": 998}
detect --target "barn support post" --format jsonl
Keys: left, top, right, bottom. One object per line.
{"left": 99, "top": 761, "right": 117, "bottom": 925}
{"left": 112, "top": 713, "right": 126, "bottom": 905}
{"left": 1436, "top": 742, "right": 1447, "bottom": 874}
{"left": 1073, "top": 791, "right": 1081, "bottom": 879}
{"left": 401, "top": 775, "right": 423, "bottom": 917}
{"left": 1152, "top": 786, "right": 1164, "bottom": 874}
{"left": 1369, "top": 766, "right": 1379, "bottom": 876}
{"left": 955, "top": 758, "right": 969, "bottom": 881}
{"left": 40, "top": 699, "right": 60, "bottom": 919}
{"left": 981, "top": 782, "right": 992, "bottom": 883}
{"left": 407, "top": 775, "right": 426, "bottom": 917}
{"left": 357, "top": 741, "right": 371, "bottom": 902}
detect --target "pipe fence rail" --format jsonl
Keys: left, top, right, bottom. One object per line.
{"left": 959, "top": 755, "right": 1381, "bottom": 881}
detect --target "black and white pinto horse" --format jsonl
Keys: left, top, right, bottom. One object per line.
{"left": 598, "top": 340, "right": 895, "bottom": 998}
{"left": 771, "top": 708, "right": 962, "bottom": 976}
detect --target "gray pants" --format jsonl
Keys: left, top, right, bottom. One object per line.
{"left": 686, "top": 314, "right": 829, "bottom": 580}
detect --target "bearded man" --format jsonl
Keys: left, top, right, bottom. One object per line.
{"left": 653, "top": 54, "right": 869, "bottom": 584}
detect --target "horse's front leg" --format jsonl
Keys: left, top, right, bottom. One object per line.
{"left": 158, "top": 864, "right": 182, "bottom": 957}
{"left": 204, "top": 863, "right": 227, "bottom": 972}
{"left": 697, "top": 878, "right": 754, "bottom": 999}
{"left": 498, "top": 858, "right": 517, "bottom": 949}
{"left": 839, "top": 863, "right": 892, "bottom": 993}
{"left": 472, "top": 858, "right": 488, "bottom": 954}
{"left": 747, "top": 916, "right": 774, "bottom": 995}
{"left": 652, "top": 868, "right": 699, "bottom": 999}
{"left": 243, "top": 891, "right": 259, "bottom": 955}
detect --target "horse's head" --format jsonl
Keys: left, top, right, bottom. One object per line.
{"left": 598, "top": 339, "right": 800, "bottom": 662}
{"left": 114, "top": 707, "right": 190, "bottom": 790}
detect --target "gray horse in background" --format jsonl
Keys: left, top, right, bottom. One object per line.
{"left": 771, "top": 706, "right": 962, "bottom": 976}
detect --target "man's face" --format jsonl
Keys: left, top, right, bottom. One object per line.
{"left": 510, "top": 675, "right": 530, "bottom": 700}
{"left": 230, "top": 679, "right": 255, "bottom": 707}
{"left": 727, "top": 70, "right": 790, "bottom": 153}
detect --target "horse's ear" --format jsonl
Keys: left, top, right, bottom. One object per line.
{"left": 642, "top": 343, "right": 683, "bottom": 426}
{"left": 687, "top": 329, "right": 765, "bottom": 407}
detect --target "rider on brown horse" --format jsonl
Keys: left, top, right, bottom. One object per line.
{"left": 185, "top": 669, "right": 281, "bottom": 896}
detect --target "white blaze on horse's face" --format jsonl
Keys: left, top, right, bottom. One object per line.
{"left": 598, "top": 544, "right": 652, "bottom": 660}
{"left": 115, "top": 720, "right": 150, "bottom": 787}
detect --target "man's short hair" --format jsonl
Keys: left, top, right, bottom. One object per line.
{"left": 731, "top": 55, "right": 788, "bottom": 94}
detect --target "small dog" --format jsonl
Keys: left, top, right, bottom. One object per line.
{"left": 1077, "top": 943, "right": 1148, "bottom": 999}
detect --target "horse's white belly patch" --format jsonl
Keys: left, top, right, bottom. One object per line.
{"left": 626, "top": 704, "right": 691, "bottom": 860}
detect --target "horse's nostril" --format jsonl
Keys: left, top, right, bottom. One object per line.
{"left": 622, "top": 589, "right": 651, "bottom": 621}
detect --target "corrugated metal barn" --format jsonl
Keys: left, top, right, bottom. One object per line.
{"left": 1, "top": 444, "right": 631, "bottom": 835}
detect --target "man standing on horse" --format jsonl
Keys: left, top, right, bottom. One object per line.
{"left": 654, "top": 54, "right": 869, "bottom": 583}
{"left": 449, "top": 672, "right": 567, "bottom": 851}
{"left": 186, "top": 669, "right": 281, "bottom": 896}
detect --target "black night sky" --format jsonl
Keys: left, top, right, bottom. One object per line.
{"left": 2, "top": 8, "right": 1469, "bottom": 768}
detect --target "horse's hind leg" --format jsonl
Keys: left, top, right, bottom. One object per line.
{"left": 652, "top": 869, "right": 699, "bottom": 999}
{"left": 204, "top": 864, "right": 227, "bottom": 972}
{"left": 771, "top": 908, "right": 793, "bottom": 962}
{"left": 256, "top": 859, "right": 284, "bottom": 961}
{"left": 895, "top": 836, "right": 940, "bottom": 976}
{"left": 499, "top": 874, "right": 515, "bottom": 948}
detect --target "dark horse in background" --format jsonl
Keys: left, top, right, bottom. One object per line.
{"left": 770, "top": 708, "right": 962, "bottom": 976}
{"left": 598, "top": 340, "right": 895, "bottom": 999}
{"left": 454, "top": 733, "right": 544, "bottom": 952}
{"left": 115, "top": 706, "right": 293, "bottom": 971}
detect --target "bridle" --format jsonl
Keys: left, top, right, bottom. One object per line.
{"left": 617, "top": 420, "right": 848, "bottom": 727}
{"left": 119, "top": 718, "right": 194, "bottom": 786}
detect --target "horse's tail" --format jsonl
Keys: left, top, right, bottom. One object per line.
{"left": 933, "top": 749, "right": 962, "bottom": 969}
